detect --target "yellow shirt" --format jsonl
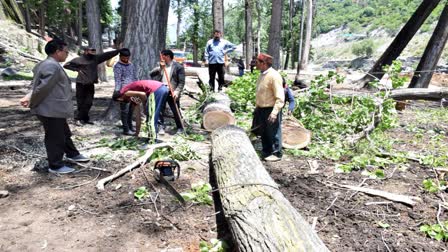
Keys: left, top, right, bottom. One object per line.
{"left": 255, "top": 67, "right": 285, "bottom": 116}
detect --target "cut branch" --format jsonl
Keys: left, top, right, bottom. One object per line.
{"left": 338, "top": 184, "right": 421, "bottom": 206}
{"left": 96, "top": 142, "right": 172, "bottom": 190}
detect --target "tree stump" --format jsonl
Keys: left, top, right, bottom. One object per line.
{"left": 202, "top": 93, "right": 235, "bottom": 131}
{"left": 211, "top": 125, "right": 329, "bottom": 251}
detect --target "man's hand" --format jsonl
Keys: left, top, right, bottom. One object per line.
{"left": 173, "top": 90, "right": 180, "bottom": 100}
{"left": 267, "top": 113, "right": 277, "bottom": 124}
{"left": 130, "top": 96, "right": 142, "bottom": 105}
{"left": 20, "top": 94, "right": 31, "bottom": 108}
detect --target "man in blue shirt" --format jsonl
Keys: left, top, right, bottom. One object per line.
{"left": 204, "top": 30, "right": 236, "bottom": 92}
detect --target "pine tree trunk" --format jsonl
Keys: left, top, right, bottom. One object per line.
{"left": 119, "top": 0, "right": 129, "bottom": 44}
{"left": 245, "top": 0, "right": 253, "bottom": 69}
{"left": 123, "top": 0, "right": 170, "bottom": 80}
{"left": 23, "top": 1, "right": 32, "bottom": 32}
{"left": 300, "top": 0, "right": 313, "bottom": 70}
{"left": 409, "top": 3, "right": 448, "bottom": 89}
{"left": 255, "top": 1, "right": 261, "bottom": 55}
{"left": 175, "top": 0, "right": 182, "bottom": 48}
{"left": 77, "top": 0, "right": 83, "bottom": 46}
{"left": 213, "top": 0, "right": 224, "bottom": 33}
{"left": 86, "top": 0, "right": 106, "bottom": 81}
{"left": 211, "top": 125, "right": 330, "bottom": 251}
{"left": 295, "top": 0, "right": 306, "bottom": 79}
{"left": 191, "top": 0, "right": 199, "bottom": 64}
{"left": 267, "top": 0, "right": 283, "bottom": 69}
{"left": 356, "top": 0, "right": 441, "bottom": 88}
{"left": 38, "top": 2, "right": 46, "bottom": 37}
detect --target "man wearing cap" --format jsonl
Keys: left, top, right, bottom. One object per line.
{"left": 113, "top": 48, "right": 137, "bottom": 135}
{"left": 251, "top": 53, "right": 285, "bottom": 162}
{"left": 64, "top": 47, "right": 121, "bottom": 124}
{"left": 204, "top": 30, "right": 236, "bottom": 92}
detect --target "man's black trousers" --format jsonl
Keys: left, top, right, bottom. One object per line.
{"left": 37, "top": 115, "right": 80, "bottom": 169}
{"left": 75, "top": 83, "right": 95, "bottom": 122}
{"left": 208, "top": 63, "right": 225, "bottom": 91}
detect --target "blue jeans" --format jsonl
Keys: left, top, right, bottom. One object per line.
{"left": 146, "top": 85, "right": 169, "bottom": 133}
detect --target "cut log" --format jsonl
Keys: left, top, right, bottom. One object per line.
{"left": 211, "top": 125, "right": 329, "bottom": 251}
{"left": 202, "top": 93, "right": 235, "bottom": 131}
{"left": 390, "top": 87, "right": 448, "bottom": 100}
{"left": 282, "top": 116, "right": 312, "bottom": 149}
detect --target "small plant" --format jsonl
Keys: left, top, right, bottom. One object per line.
{"left": 151, "top": 137, "right": 200, "bottom": 161}
{"left": 422, "top": 179, "right": 446, "bottom": 193}
{"left": 181, "top": 181, "right": 213, "bottom": 205}
{"left": 199, "top": 238, "right": 228, "bottom": 252}
{"left": 183, "top": 133, "right": 206, "bottom": 142}
{"left": 98, "top": 137, "right": 141, "bottom": 151}
{"left": 420, "top": 222, "right": 448, "bottom": 241}
{"left": 134, "top": 186, "right": 150, "bottom": 200}
{"left": 352, "top": 39, "right": 375, "bottom": 57}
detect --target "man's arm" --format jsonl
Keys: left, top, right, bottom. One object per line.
{"left": 204, "top": 41, "right": 210, "bottom": 59}
{"left": 96, "top": 50, "right": 120, "bottom": 64}
{"left": 63, "top": 58, "right": 81, "bottom": 72}
{"left": 268, "top": 75, "right": 285, "bottom": 123}
{"left": 285, "top": 87, "right": 295, "bottom": 114}
{"left": 173, "top": 64, "right": 185, "bottom": 99}
{"left": 224, "top": 41, "right": 237, "bottom": 54}
{"left": 29, "top": 64, "right": 60, "bottom": 108}
{"left": 113, "top": 64, "right": 122, "bottom": 91}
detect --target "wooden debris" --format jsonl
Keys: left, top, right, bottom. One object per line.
{"left": 96, "top": 142, "right": 172, "bottom": 190}
{"left": 339, "top": 184, "right": 421, "bottom": 206}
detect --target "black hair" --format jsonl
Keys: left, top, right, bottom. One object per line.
{"left": 214, "top": 29, "right": 221, "bottom": 34}
{"left": 161, "top": 49, "right": 174, "bottom": 60}
{"left": 120, "top": 48, "right": 131, "bottom": 57}
{"left": 44, "top": 39, "right": 67, "bottom": 56}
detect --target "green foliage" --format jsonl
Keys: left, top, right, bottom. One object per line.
{"left": 183, "top": 133, "right": 206, "bottom": 142}
{"left": 150, "top": 137, "right": 200, "bottom": 161}
{"left": 226, "top": 71, "right": 259, "bottom": 113}
{"left": 422, "top": 179, "right": 446, "bottom": 193}
{"left": 181, "top": 181, "right": 213, "bottom": 205}
{"left": 199, "top": 238, "right": 228, "bottom": 252}
{"left": 134, "top": 186, "right": 150, "bottom": 200}
{"left": 98, "top": 137, "right": 140, "bottom": 151}
{"left": 378, "top": 221, "right": 390, "bottom": 229}
{"left": 382, "top": 61, "right": 407, "bottom": 89}
{"left": 2, "top": 71, "right": 33, "bottom": 81}
{"left": 352, "top": 39, "right": 375, "bottom": 57}
{"left": 420, "top": 222, "right": 448, "bottom": 241}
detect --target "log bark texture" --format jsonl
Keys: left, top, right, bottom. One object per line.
{"left": 390, "top": 87, "right": 448, "bottom": 100}
{"left": 211, "top": 125, "right": 329, "bottom": 251}
{"left": 202, "top": 93, "right": 235, "bottom": 131}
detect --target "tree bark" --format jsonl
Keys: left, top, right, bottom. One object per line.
{"left": 295, "top": 0, "right": 306, "bottom": 79}
{"left": 245, "top": 0, "right": 253, "bottom": 70}
{"left": 202, "top": 93, "right": 235, "bottom": 131}
{"left": 213, "top": 0, "right": 224, "bottom": 33}
{"left": 38, "top": 2, "right": 46, "bottom": 37}
{"left": 211, "top": 125, "right": 329, "bottom": 251}
{"left": 191, "top": 0, "right": 199, "bottom": 65}
{"left": 119, "top": 0, "right": 129, "bottom": 44}
{"left": 86, "top": 0, "right": 106, "bottom": 81}
{"left": 356, "top": 0, "right": 441, "bottom": 88}
{"left": 390, "top": 87, "right": 448, "bottom": 101}
{"left": 23, "top": 0, "right": 32, "bottom": 32}
{"left": 267, "top": 0, "right": 283, "bottom": 69}
{"left": 300, "top": 0, "right": 313, "bottom": 70}
{"left": 408, "top": 3, "right": 448, "bottom": 89}
{"left": 124, "top": 0, "right": 170, "bottom": 80}
{"left": 175, "top": 0, "right": 182, "bottom": 48}
{"left": 284, "top": 0, "right": 294, "bottom": 70}
{"left": 255, "top": 0, "right": 261, "bottom": 55}
{"left": 77, "top": 0, "right": 83, "bottom": 46}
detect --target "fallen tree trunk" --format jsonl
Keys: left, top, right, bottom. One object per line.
{"left": 211, "top": 125, "right": 329, "bottom": 251}
{"left": 390, "top": 87, "right": 448, "bottom": 100}
{"left": 202, "top": 93, "right": 235, "bottom": 131}
{"left": 96, "top": 142, "right": 171, "bottom": 190}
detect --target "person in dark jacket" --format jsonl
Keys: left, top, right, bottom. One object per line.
{"left": 283, "top": 78, "right": 296, "bottom": 115}
{"left": 149, "top": 49, "right": 185, "bottom": 134}
{"left": 237, "top": 57, "right": 245, "bottom": 76}
{"left": 20, "top": 39, "right": 89, "bottom": 174}
{"left": 64, "top": 47, "right": 120, "bottom": 124}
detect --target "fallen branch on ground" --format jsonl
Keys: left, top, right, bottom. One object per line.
{"left": 339, "top": 184, "right": 421, "bottom": 206}
{"left": 96, "top": 142, "right": 172, "bottom": 190}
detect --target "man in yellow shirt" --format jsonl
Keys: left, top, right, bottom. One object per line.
{"left": 251, "top": 53, "right": 285, "bottom": 162}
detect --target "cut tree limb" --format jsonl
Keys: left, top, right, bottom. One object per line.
{"left": 202, "top": 93, "right": 235, "bottom": 131}
{"left": 96, "top": 142, "right": 172, "bottom": 190}
{"left": 390, "top": 87, "right": 448, "bottom": 101}
{"left": 211, "top": 125, "right": 329, "bottom": 251}
{"left": 339, "top": 184, "right": 421, "bottom": 206}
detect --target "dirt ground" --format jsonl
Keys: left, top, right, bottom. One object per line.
{"left": 1, "top": 74, "right": 448, "bottom": 251}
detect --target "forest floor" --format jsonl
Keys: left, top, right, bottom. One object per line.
{"left": 1, "top": 72, "right": 448, "bottom": 251}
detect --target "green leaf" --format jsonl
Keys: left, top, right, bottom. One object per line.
{"left": 378, "top": 221, "right": 390, "bottom": 228}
